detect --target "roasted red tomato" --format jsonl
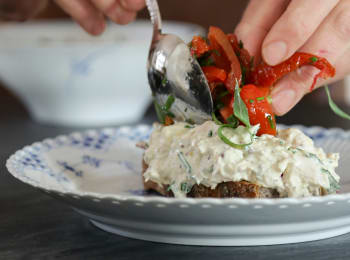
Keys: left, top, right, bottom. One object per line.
{"left": 240, "top": 84, "right": 276, "bottom": 136}
{"left": 202, "top": 66, "right": 227, "bottom": 82}
{"left": 248, "top": 52, "right": 335, "bottom": 91}
{"left": 208, "top": 26, "right": 242, "bottom": 93}
{"left": 190, "top": 35, "right": 210, "bottom": 58}
{"left": 220, "top": 85, "right": 276, "bottom": 136}
{"left": 227, "top": 33, "right": 252, "bottom": 71}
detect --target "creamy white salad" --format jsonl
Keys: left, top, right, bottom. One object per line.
{"left": 143, "top": 121, "right": 340, "bottom": 198}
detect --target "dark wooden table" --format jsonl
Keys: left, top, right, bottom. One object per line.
{"left": 2, "top": 89, "right": 350, "bottom": 260}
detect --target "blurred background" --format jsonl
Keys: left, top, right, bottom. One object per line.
{"left": 0, "top": 0, "right": 348, "bottom": 128}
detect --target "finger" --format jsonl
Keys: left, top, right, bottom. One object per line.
{"left": 119, "top": 0, "right": 145, "bottom": 12}
{"left": 55, "top": 0, "right": 105, "bottom": 35}
{"left": 234, "top": 0, "right": 290, "bottom": 61}
{"left": 271, "top": 1, "right": 350, "bottom": 115}
{"left": 90, "top": 0, "right": 136, "bottom": 24}
{"left": 262, "top": 0, "right": 339, "bottom": 66}
{"left": 325, "top": 48, "right": 350, "bottom": 85}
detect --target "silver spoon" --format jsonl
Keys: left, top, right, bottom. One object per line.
{"left": 146, "top": 0, "right": 213, "bottom": 124}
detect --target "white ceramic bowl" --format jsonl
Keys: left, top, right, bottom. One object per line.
{"left": 0, "top": 20, "right": 205, "bottom": 126}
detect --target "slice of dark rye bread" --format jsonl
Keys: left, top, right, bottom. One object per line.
{"left": 142, "top": 160, "right": 280, "bottom": 198}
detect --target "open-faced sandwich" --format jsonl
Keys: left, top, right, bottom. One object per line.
{"left": 142, "top": 26, "right": 341, "bottom": 199}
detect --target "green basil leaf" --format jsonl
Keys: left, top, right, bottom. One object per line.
{"left": 233, "top": 81, "right": 251, "bottom": 127}
{"left": 325, "top": 85, "right": 350, "bottom": 120}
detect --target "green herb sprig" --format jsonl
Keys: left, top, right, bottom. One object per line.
{"left": 325, "top": 85, "right": 350, "bottom": 120}
{"left": 177, "top": 151, "right": 192, "bottom": 174}
{"left": 212, "top": 111, "right": 223, "bottom": 125}
{"left": 267, "top": 115, "right": 275, "bottom": 129}
{"left": 217, "top": 125, "right": 253, "bottom": 149}
{"left": 321, "top": 168, "right": 340, "bottom": 193}
{"left": 154, "top": 95, "right": 175, "bottom": 124}
{"left": 291, "top": 147, "right": 340, "bottom": 193}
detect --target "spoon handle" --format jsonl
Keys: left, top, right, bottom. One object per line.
{"left": 145, "top": 0, "right": 162, "bottom": 35}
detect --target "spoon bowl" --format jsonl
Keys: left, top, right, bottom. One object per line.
{"left": 146, "top": 0, "right": 213, "bottom": 123}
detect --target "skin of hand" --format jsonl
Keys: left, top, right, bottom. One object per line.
{"left": 235, "top": 0, "right": 350, "bottom": 116}
{"left": 0, "top": 0, "right": 145, "bottom": 35}
{"left": 54, "top": 0, "right": 145, "bottom": 35}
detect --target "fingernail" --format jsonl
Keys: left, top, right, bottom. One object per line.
{"left": 271, "top": 88, "right": 296, "bottom": 115}
{"left": 263, "top": 41, "right": 288, "bottom": 66}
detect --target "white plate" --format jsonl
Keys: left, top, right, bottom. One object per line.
{"left": 6, "top": 125, "right": 350, "bottom": 246}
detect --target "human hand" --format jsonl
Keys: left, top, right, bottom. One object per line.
{"left": 54, "top": 0, "right": 145, "bottom": 35}
{"left": 0, "top": 0, "right": 145, "bottom": 35}
{"left": 235, "top": 0, "right": 350, "bottom": 115}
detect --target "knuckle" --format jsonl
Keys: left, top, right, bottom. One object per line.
{"left": 333, "top": 8, "right": 350, "bottom": 40}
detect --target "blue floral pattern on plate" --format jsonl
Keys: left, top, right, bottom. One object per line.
{"left": 6, "top": 125, "right": 151, "bottom": 194}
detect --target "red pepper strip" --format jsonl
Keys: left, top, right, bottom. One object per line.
{"left": 208, "top": 26, "right": 242, "bottom": 93}
{"left": 227, "top": 33, "right": 252, "bottom": 70}
{"left": 202, "top": 66, "right": 227, "bottom": 82}
{"left": 220, "top": 84, "right": 276, "bottom": 136}
{"left": 190, "top": 36, "right": 210, "bottom": 58}
{"left": 248, "top": 52, "right": 335, "bottom": 91}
